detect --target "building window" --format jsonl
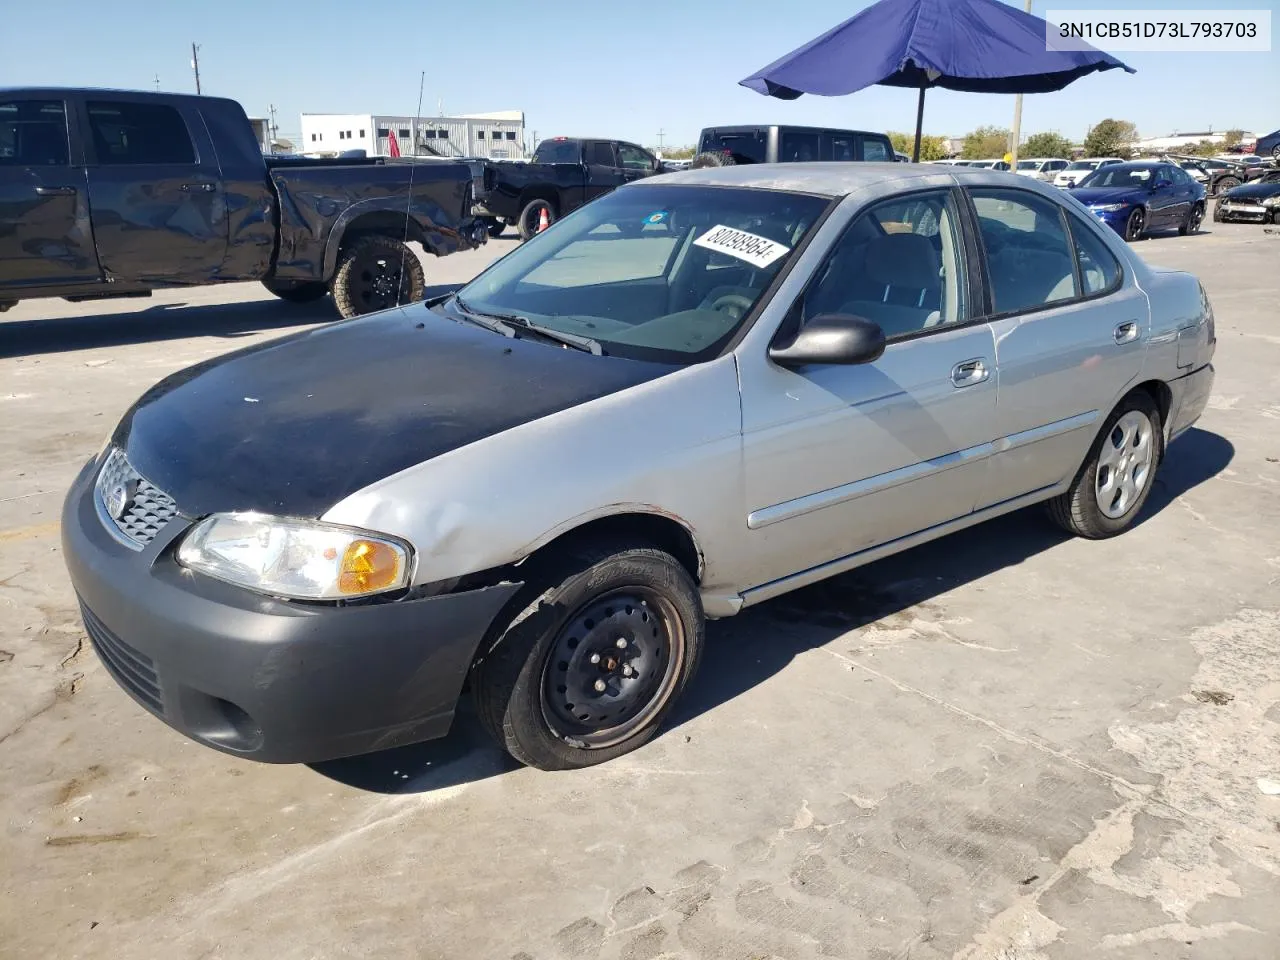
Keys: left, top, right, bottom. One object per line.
{"left": 437, "top": 129, "right": 448, "bottom": 139}
{"left": 359, "top": 129, "right": 365, "bottom": 138}
{"left": 377, "top": 127, "right": 389, "bottom": 138}
{"left": 310, "top": 133, "right": 316, "bottom": 142}
{"left": 422, "top": 130, "right": 435, "bottom": 139}
{"left": 506, "top": 131, "right": 516, "bottom": 141}
{"left": 346, "top": 130, "right": 352, "bottom": 138}
{"left": 338, "top": 131, "right": 345, "bottom": 140}
{"left": 477, "top": 130, "right": 485, "bottom": 139}
{"left": 398, "top": 128, "right": 410, "bottom": 139}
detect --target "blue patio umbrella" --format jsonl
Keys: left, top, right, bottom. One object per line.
{"left": 740, "top": 0, "right": 1134, "bottom": 161}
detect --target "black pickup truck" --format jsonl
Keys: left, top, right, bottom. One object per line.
{"left": 0, "top": 88, "right": 488, "bottom": 318}
{"left": 473, "top": 137, "right": 661, "bottom": 240}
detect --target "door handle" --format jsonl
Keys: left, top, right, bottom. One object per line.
{"left": 951, "top": 358, "right": 990, "bottom": 388}
{"left": 1114, "top": 321, "right": 1139, "bottom": 344}
{"left": 34, "top": 185, "right": 76, "bottom": 196}
{"left": 180, "top": 182, "right": 216, "bottom": 193}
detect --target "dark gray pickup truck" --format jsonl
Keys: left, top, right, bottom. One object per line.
{"left": 0, "top": 88, "right": 488, "bottom": 318}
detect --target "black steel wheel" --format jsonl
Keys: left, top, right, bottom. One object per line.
{"left": 472, "top": 544, "right": 704, "bottom": 770}
{"left": 1180, "top": 203, "right": 1204, "bottom": 235}
{"left": 1124, "top": 207, "right": 1147, "bottom": 242}
{"left": 329, "top": 235, "right": 425, "bottom": 318}
{"left": 517, "top": 199, "right": 555, "bottom": 241}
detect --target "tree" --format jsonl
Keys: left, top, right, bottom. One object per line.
{"left": 1223, "top": 129, "right": 1244, "bottom": 149}
{"left": 1083, "top": 119, "right": 1139, "bottom": 158}
{"left": 1183, "top": 139, "right": 1222, "bottom": 158}
{"left": 962, "top": 126, "right": 1011, "bottom": 160}
{"left": 1020, "top": 131, "right": 1075, "bottom": 159}
{"left": 651, "top": 144, "right": 694, "bottom": 159}
{"left": 888, "top": 131, "right": 948, "bottom": 161}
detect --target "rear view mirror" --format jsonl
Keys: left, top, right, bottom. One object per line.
{"left": 769, "top": 314, "right": 886, "bottom": 367}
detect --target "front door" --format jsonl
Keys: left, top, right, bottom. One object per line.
{"left": 739, "top": 188, "right": 998, "bottom": 590}
{"left": 0, "top": 96, "right": 98, "bottom": 289}
{"left": 79, "top": 96, "right": 228, "bottom": 284}
{"left": 616, "top": 142, "right": 656, "bottom": 185}
{"left": 966, "top": 187, "right": 1148, "bottom": 508}
{"left": 583, "top": 141, "right": 621, "bottom": 204}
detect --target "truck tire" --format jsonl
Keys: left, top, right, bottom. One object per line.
{"left": 1214, "top": 175, "right": 1241, "bottom": 195}
{"left": 329, "top": 235, "right": 426, "bottom": 318}
{"left": 690, "top": 152, "right": 735, "bottom": 169}
{"left": 517, "top": 199, "right": 555, "bottom": 241}
{"left": 261, "top": 279, "right": 329, "bottom": 304}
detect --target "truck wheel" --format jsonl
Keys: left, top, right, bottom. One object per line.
{"left": 471, "top": 543, "right": 704, "bottom": 770}
{"left": 1215, "top": 175, "right": 1241, "bottom": 195}
{"left": 330, "top": 235, "right": 425, "bottom": 318}
{"left": 517, "top": 199, "right": 555, "bottom": 241}
{"left": 690, "top": 152, "right": 735, "bottom": 169}
{"left": 486, "top": 218, "right": 506, "bottom": 238}
{"left": 261, "top": 279, "right": 329, "bottom": 304}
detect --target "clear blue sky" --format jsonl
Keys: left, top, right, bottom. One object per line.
{"left": 2, "top": 0, "right": 1276, "bottom": 149}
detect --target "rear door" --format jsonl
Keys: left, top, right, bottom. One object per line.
{"left": 0, "top": 95, "right": 99, "bottom": 289}
{"left": 79, "top": 95, "right": 228, "bottom": 283}
{"left": 966, "top": 186, "right": 1147, "bottom": 508}
{"left": 583, "top": 140, "right": 621, "bottom": 203}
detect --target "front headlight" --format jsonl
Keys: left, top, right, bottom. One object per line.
{"left": 177, "top": 513, "right": 412, "bottom": 600}
{"left": 1091, "top": 203, "right": 1129, "bottom": 212}
{"left": 1262, "top": 195, "right": 1280, "bottom": 206}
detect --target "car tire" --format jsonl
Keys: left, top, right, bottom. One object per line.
{"left": 329, "top": 235, "right": 426, "bottom": 319}
{"left": 1047, "top": 390, "right": 1163, "bottom": 540}
{"left": 1215, "top": 176, "right": 1241, "bottom": 195}
{"left": 1124, "top": 207, "right": 1147, "bottom": 242}
{"left": 1179, "top": 202, "right": 1204, "bottom": 235}
{"left": 261, "top": 279, "right": 329, "bottom": 304}
{"left": 1272, "top": 145, "right": 1280, "bottom": 160}
{"left": 486, "top": 218, "right": 506, "bottom": 239}
{"left": 517, "top": 199, "right": 555, "bottom": 241}
{"left": 471, "top": 544, "right": 704, "bottom": 770}
{"left": 690, "top": 152, "right": 735, "bottom": 169}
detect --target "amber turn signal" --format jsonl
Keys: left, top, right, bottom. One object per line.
{"left": 339, "top": 539, "right": 403, "bottom": 595}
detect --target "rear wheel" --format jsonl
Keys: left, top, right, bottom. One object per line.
{"left": 517, "top": 199, "right": 555, "bottom": 241}
{"left": 1214, "top": 175, "right": 1241, "bottom": 195}
{"left": 261, "top": 279, "right": 328, "bottom": 304}
{"left": 1124, "top": 207, "right": 1147, "bottom": 242}
{"left": 471, "top": 544, "right": 704, "bottom": 770}
{"left": 1179, "top": 202, "right": 1204, "bottom": 235}
{"left": 1047, "top": 391, "right": 1163, "bottom": 539}
{"left": 329, "top": 235, "right": 425, "bottom": 318}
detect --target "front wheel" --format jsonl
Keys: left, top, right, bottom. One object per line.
{"left": 1124, "top": 207, "right": 1147, "bottom": 242}
{"left": 1212, "top": 200, "right": 1225, "bottom": 223}
{"left": 1047, "top": 391, "right": 1163, "bottom": 539}
{"left": 517, "top": 199, "right": 555, "bottom": 241}
{"left": 1179, "top": 203, "right": 1204, "bottom": 235}
{"left": 261, "top": 279, "right": 328, "bottom": 303}
{"left": 471, "top": 545, "right": 704, "bottom": 770}
{"left": 329, "top": 235, "right": 425, "bottom": 318}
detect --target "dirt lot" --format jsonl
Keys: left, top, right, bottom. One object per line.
{"left": 2, "top": 225, "right": 1278, "bottom": 960}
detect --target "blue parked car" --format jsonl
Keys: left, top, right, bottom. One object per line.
{"left": 1254, "top": 128, "right": 1280, "bottom": 161}
{"left": 1070, "top": 161, "right": 1206, "bottom": 242}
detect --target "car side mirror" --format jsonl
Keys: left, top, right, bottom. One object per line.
{"left": 769, "top": 314, "right": 886, "bottom": 368}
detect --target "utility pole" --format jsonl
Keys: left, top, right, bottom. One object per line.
{"left": 153, "top": 74, "right": 160, "bottom": 91}
{"left": 1008, "top": 0, "right": 1033, "bottom": 169}
{"left": 268, "top": 104, "right": 278, "bottom": 150}
{"left": 190, "top": 43, "right": 202, "bottom": 95}
{"left": 656, "top": 128, "right": 666, "bottom": 152}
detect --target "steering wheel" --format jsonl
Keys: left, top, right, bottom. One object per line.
{"left": 706, "top": 293, "right": 754, "bottom": 320}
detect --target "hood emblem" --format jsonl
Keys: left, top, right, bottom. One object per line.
{"left": 104, "top": 478, "right": 138, "bottom": 521}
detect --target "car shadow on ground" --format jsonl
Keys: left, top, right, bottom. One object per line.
{"left": 0, "top": 297, "right": 340, "bottom": 359}
{"left": 308, "top": 427, "right": 1232, "bottom": 795}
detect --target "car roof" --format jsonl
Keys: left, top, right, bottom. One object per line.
{"left": 699, "top": 124, "right": 886, "bottom": 136}
{"left": 646, "top": 162, "right": 1078, "bottom": 198}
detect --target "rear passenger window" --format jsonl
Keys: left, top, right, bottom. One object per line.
{"left": 87, "top": 101, "right": 195, "bottom": 165}
{"left": 1067, "top": 213, "right": 1122, "bottom": 296}
{"left": 826, "top": 133, "right": 855, "bottom": 161}
{"left": 587, "top": 141, "right": 616, "bottom": 166}
{"left": 802, "top": 189, "right": 966, "bottom": 339}
{"left": 780, "top": 131, "right": 820, "bottom": 162}
{"left": 860, "top": 136, "right": 891, "bottom": 162}
{"left": 0, "top": 99, "right": 69, "bottom": 166}
{"left": 971, "top": 189, "right": 1076, "bottom": 314}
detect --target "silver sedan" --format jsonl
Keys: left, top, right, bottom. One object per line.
{"left": 63, "top": 164, "right": 1216, "bottom": 771}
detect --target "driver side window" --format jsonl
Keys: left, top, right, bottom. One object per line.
{"left": 801, "top": 189, "right": 966, "bottom": 340}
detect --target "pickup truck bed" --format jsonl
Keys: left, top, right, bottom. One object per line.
{"left": 0, "top": 88, "right": 487, "bottom": 318}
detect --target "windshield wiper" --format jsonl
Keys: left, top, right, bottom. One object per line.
{"left": 452, "top": 297, "right": 603, "bottom": 355}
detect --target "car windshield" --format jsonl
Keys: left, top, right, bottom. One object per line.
{"left": 1066, "top": 161, "right": 1099, "bottom": 171}
{"left": 1016, "top": 160, "right": 1041, "bottom": 170}
{"left": 697, "top": 130, "right": 768, "bottom": 164}
{"left": 1080, "top": 165, "right": 1155, "bottom": 188}
{"left": 446, "top": 184, "right": 831, "bottom": 364}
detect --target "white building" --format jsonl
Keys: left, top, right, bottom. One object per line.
{"left": 1134, "top": 130, "right": 1255, "bottom": 153}
{"left": 300, "top": 110, "right": 526, "bottom": 159}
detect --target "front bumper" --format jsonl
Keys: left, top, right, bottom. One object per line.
{"left": 1215, "top": 202, "right": 1273, "bottom": 224}
{"left": 1088, "top": 208, "right": 1131, "bottom": 234}
{"left": 61, "top": 456, "right": 521, "bottom": 764}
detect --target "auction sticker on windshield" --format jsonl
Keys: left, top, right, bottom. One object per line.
{"left": 693, "top": 224, "right": 791, "bottom": 268}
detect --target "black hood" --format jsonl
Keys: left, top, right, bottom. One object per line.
{"left": 116, "top": 307, "right": 675, "bottom": 518}
{"left": 1223, "top": 181, "right": 1280, "bottom": 201}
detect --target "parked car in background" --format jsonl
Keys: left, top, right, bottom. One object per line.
{"left": 690, "top": 125, "right": 896, "bottom": 168}
{"left": 64, "top": 165, "right": 1215, "bottom": 771}
{"left": 1054, "top": 157, "right": 1124, "bottom": 188}
{"left": 473, "top": 137, "right": 661, "bottom": 240}
{"left": 1071, "top": 160, "right": 1206, "bottom": 241}
{"left": 967, "top": 158, "right": 1011, "bottom": 171}
{"left": 1164, "top": 153, "right": 1271, "bottom": 196}
{"left": 1015, "top": 157, "right": 1070, "bottom": 180}
{"left": 0, "top": 89, "right": 486, "bottom": 318}
{"left": 1253, "top": 128, "right": 1280, "bottom": 160}
{"left": 1213, "top": 170, "right": 1280, "bottom": 224}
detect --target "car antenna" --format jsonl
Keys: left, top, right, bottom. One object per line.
{"left": 398, "top": 70, "right": 427, "bottom": 308}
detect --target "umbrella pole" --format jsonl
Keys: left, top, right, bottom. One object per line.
{"left": 912, "top": 82, "right": 926, "bottom": 162}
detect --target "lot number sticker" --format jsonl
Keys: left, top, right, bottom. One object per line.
{"left": 693, "top": 224, "right": 790, "bottom": 268}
